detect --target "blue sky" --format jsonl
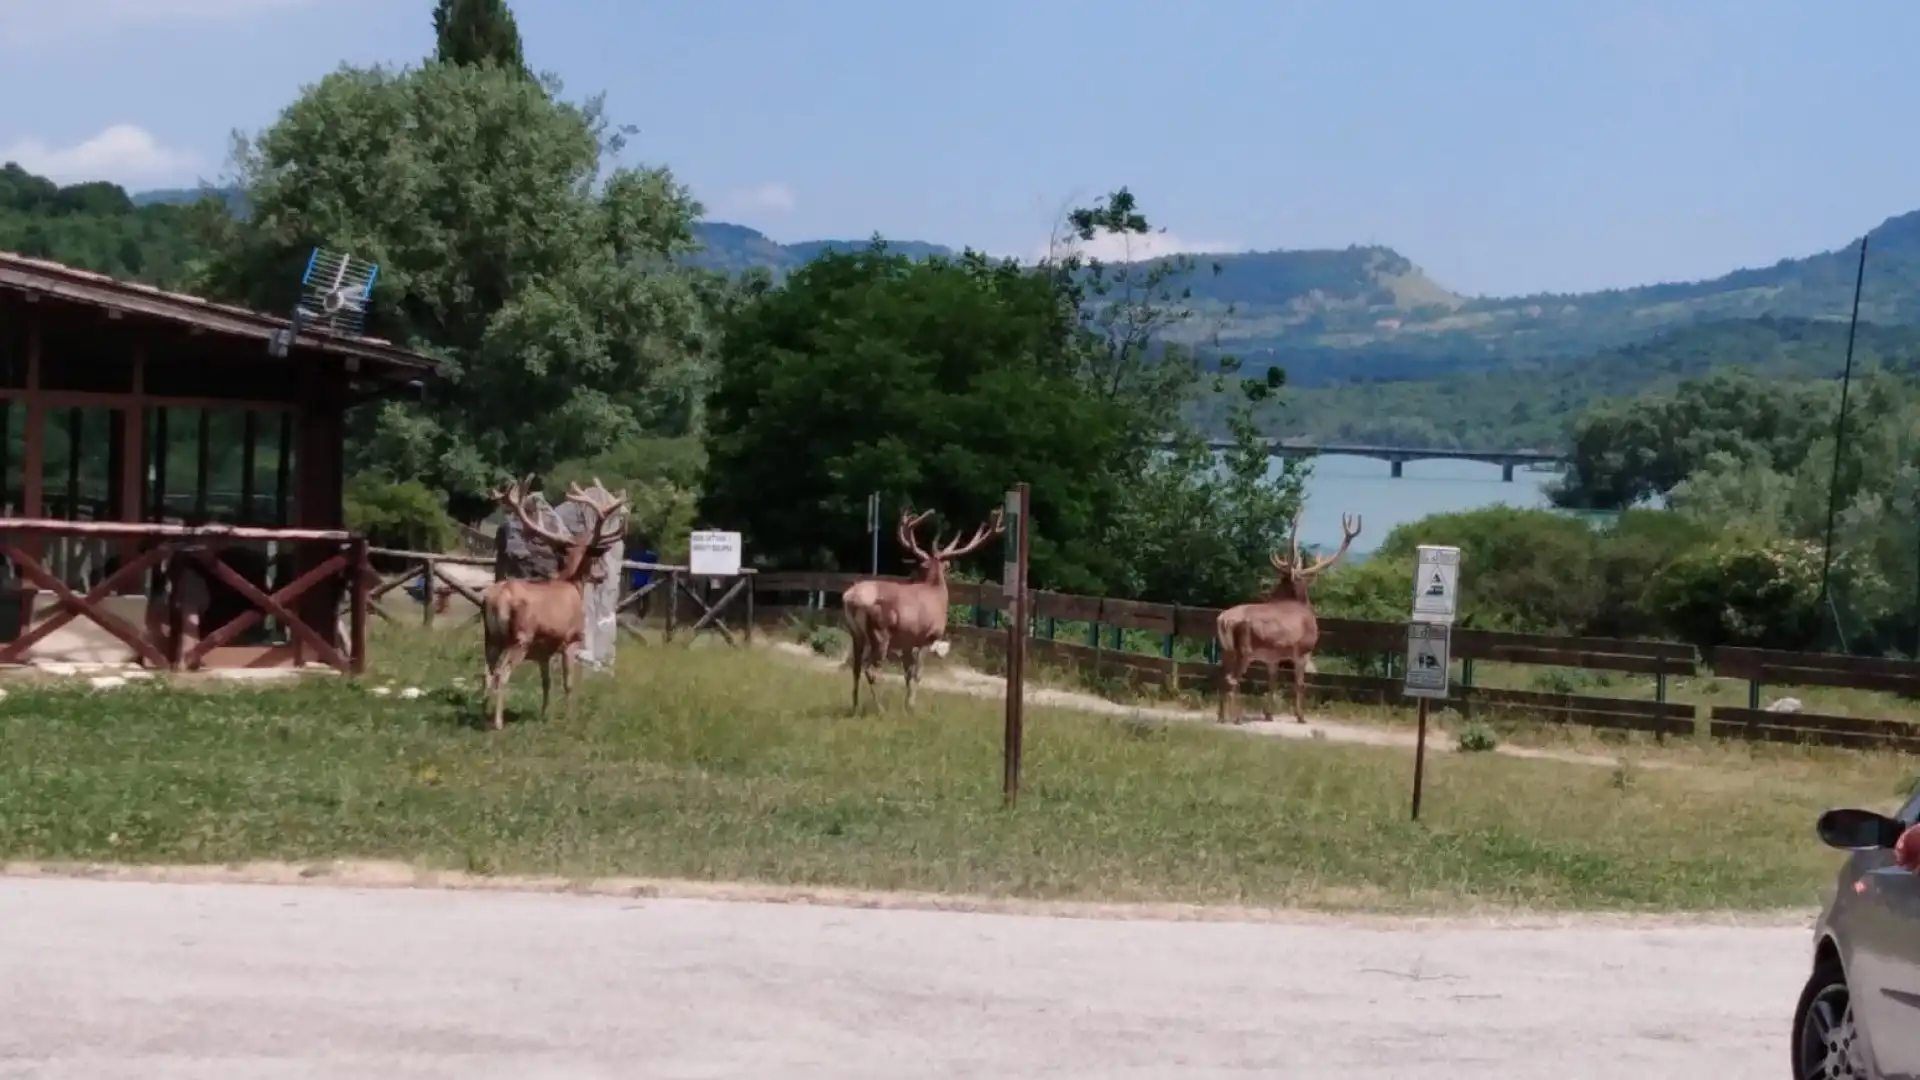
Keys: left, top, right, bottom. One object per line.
{"left": 1, "top": 0, "right": 1915, "bottom": 296}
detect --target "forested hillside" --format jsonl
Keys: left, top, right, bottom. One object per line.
{"left": 0, "top": 164, "right": 208, "bottom": 289}
{"left": 1221, "top": 317, "right": 1920, "bottom": 450}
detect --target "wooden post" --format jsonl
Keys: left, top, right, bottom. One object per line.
{"left": 744, "top": 572, "right": 755, "bottom": 646}
{"left": 1003, "top": 482, "right": 1030, "bottom": 807}
{"left": 664, "top": 569, "right": 679, "bottom": 642}
{"left": 349, "top": 538, "right": 369, "bottom": 674}
{"left": 422, "top": 556, "right": 436, "bottom": 628}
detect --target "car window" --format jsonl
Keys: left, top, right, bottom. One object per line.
{"left": 1902, "top": 785, "right": 1920, "bottom": 826}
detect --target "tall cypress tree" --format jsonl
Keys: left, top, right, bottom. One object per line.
{"left": 432, "top": 0, "right": 528, "bottom": 74}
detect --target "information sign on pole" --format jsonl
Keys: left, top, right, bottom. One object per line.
{"left": 688, "top": 530, "right": 742, "bottom": 577}
{"left": 1406, "top": 544, "right": 1461, "bottom": 822}
{"left": 1411, "top": 545, "right": 1462, "bottom": 623}
{"left": 1401, "top": 620, "right": 1451, "bottom": 700}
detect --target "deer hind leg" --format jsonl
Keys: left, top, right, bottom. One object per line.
{"left": 559, "top": 648, "right": 575, "bottom": 714}
{"left": 538, "top": 655, "right": 553, "bottom": 717}
{"left": 866, "top": 632, "right": 890, "bottom": 713}
{"left": 902, "top": 647, "right": 921, "bottom": 710}
{"left": 1218, "top": 658, "right": 1239, "bottom": 724}
{"left": 1260, "top": 660, "right": 1278, "bottom": 724}
{"left": 1291, "top": 652, "right": 1308, "bottom": 724}
{"left": 849, "top": 634, "right": 866, "bottom": 714}
{"left": 490, "top": 645, "right": 527, "bottom": 731}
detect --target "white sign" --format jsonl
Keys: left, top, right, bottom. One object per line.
{"left": 1411, "top": 545, "right": 1462, "bottom": 622}
{"left": 688, "top": 530, "right": 742, "bottom": 577}
{"left": 1402, "top": 621, "right": 1451, "bottom": 699}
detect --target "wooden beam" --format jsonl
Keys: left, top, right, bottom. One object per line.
{"left": 0, "top": 542, "right": 169, "bottom": 667}
{"left": 181, "top": 548, "right": 350, "bottom": 670}
{"left": 0, "top": 518, "right": 352, "bottom": 541}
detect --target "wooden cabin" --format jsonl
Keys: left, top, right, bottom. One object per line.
{"left": 0, "top": 252, "right": 438, "bottom": 672}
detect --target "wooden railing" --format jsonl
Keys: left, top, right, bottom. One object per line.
{"left": 753, "top": 570, "right": 1920, "bottom": 752}
{"left": 0, "top": 518, "right": 369, "bottom": 673}
{"left": 1708, "top": 648, "right": 1920, "bottom": 752}
{"left": 364, "top": 548, "right": 757, "bottom": 645}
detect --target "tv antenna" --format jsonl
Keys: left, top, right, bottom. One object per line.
{"left": 267, "top": 248, "right": 379, "bottom": 357}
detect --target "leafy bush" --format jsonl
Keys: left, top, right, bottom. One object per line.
{"left": 344, "top": 475, "right": 459, "bottom": 554}
{"left": 1646, "top": 533, "right": 1891, "bottom": 651}
{"left": 1456, "top": 723, "right": 1498, "bottom": 753}
{"left": 1586, "top": 509, "right": 1717, "bottom": 638}
{"left": 807, "top": 625, "right": 848, "bottom": 657}
{"left": 1362, "top": 506, "right": 1606, "bottom": 635}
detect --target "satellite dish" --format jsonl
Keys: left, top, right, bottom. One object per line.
{"left": 268, "top": 247, "right": 380, "bottom": 357}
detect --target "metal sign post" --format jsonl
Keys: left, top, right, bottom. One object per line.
{"left": 866, "top": 492, "right": 880, "bottom": 576}
{"left": 1002, "top": 482, "right": 1029, "bottom": 807}
{"left": 1405, "top": 544, "right": 1462, "bottom": 822}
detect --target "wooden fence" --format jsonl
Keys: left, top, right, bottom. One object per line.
{"left": 753, "top": 571, "right": 1920, "bottom": 753}
{"left": 364, "top": 548, "right": 756, "bottom": 646}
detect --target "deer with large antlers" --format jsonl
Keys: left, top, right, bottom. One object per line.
{"left": 1215, "top": 510, "right": 1361, "bottom": 725}
{"left": 480, "top": 476, "right": 630, "bottom": 731}
{"left": 842, "top": 506, "right": 1005, "bottom": 713}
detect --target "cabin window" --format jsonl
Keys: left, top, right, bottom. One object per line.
{"left": 0, "top": 302, "right": 25, "bottom": 389}
{"left": 143, "top": 406, "right": 294, "bottom": 526}
{"left": 37, "top": 316, "right": 135, "bottom": 393}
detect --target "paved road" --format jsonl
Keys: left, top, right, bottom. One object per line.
{"left": 0, "top": 877, "right": 1806, "bottom": 1078}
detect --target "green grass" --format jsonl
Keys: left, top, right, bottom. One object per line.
{"left": 0, "top": 623, "right": 1913, "bottom": 914}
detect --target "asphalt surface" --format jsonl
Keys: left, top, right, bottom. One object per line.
{"left": 0, "top": 876, "right": 1807, "bottom": 1078}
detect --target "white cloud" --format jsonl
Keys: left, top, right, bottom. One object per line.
{"left": 0, "top": 0, "right": 310, "bottom": 45}
{"left": 710, "top": 182, "right": 797, "bottom": 218}
{"left": 1032, "top": 228, "right": 1242, "bottom": 265}
{"left": 1, "top": 125, "right": 198, "bottom": 185}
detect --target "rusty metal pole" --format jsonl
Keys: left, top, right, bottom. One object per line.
{"left": 1410, "top": 697, "right": 1429, "bottom": 821}
{"left": 1003, "top": 482, "right": 1030, "bottom": 807}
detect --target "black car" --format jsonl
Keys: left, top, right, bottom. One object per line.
{"left": 1794, "top": 789, "right": 1920, "bottom": 1079}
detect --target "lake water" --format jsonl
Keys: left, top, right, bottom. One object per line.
{"left": 1283, "top": 455, "right": 1558, "bottom": 555}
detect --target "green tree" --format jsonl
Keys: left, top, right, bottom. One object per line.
{"left": 195, "top": 61, "right": 717, "bottom": 516}
{"left": 1552, "top": 371, "right": 1829, "bottom": 509}
{"left": 701, "top": 192, "right": 1300, "bottom": 605}
{"left": 701, "top": 246, "right": 1137, "bottom": 593}
{"left": 432, "top": 0, "right": 528, "bottom": 74}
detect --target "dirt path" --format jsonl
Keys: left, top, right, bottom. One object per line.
{"left": 0, "top": 873, "right": 1802, "bottom": 1078}
{"left": 774, "top": 642, "right": 1684, "bottom": 772}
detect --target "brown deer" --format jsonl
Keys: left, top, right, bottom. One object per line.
{"left": 480, "top": 476, "right": 630, "bottom": 731}
{"left": 1215, "top": 510, "right": 1361, "bottom": 725}
{"left": 842, "top": 506, "right": 1005, "bottom": 713}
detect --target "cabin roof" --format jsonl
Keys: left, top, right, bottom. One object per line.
{"left": 0, "top": 250, "right": 438, "bottom": 382}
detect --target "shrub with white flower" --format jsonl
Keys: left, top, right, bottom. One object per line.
{"left": 1649, "top": 533, "right": 1890, "bottom": 650}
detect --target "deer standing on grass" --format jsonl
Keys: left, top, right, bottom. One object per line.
{"left": 1215, "top": 511, "right": 1361, "bottom": 725}
{"left": 842, "top": 506, "right": 1005, "bottom": 713}
{"left": 480, "top": 476, "right": 630, "bottom": 731}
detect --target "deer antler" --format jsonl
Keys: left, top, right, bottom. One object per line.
{"left": 1271, "top": 508, "right": 1306, "bottom": 572}
{"left": 1301, "top": 513, "right": 1362, "bottom": 577}
{"left": 496, "top": 474, "right": 575, "bottom": 549}
{"left": 897, "top": 509, "right": 936, "bottom": 562}
{"left": 934, "top": 506, "right": 1006, "bottom": 560}
{"left": 564, "top": 478, "right": 632, "bottom": 546}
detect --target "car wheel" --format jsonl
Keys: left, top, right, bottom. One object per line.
{"left": 1794, "top": 964, "right": 1870, "bottom": 1079}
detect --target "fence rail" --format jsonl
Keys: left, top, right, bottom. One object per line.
{"left": 365, "top": 547, "right": 757, "bottom": 645}
{"left": 754, "top": 570, "right": 1920, "bottom": 753}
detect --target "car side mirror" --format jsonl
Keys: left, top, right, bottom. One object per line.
{"left": 1817, "top": 808, "right": 1907, "bottom": 851}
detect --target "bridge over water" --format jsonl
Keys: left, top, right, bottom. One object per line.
{"left": 1205, "top": 441, "right": 1567, "bottom": 482}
